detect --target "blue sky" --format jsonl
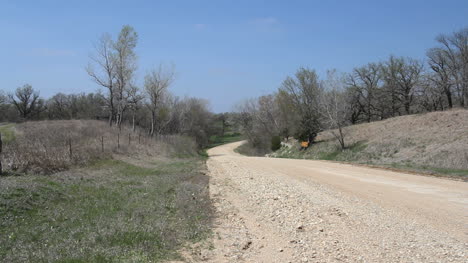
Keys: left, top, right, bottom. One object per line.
{"left": 1, "top": 0, "right": 467, "bottom": 112}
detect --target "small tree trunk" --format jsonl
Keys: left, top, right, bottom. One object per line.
{"left": 221, "top": 118, "right": 226, "bottom": 137}
{"left": 463, "top": 84, "right": 468, "bottom": 109}
{"left": 108, "top": 111, "right": 113, "bottom": 126}
{"left": 68, "top": 138, "right": 72, "bottom": 161}
{"left": 101, "top": 136, "right": 104, "bottom": 152}
{"left": 404, "top": 99, "right": 411, "bottom": 115}
{"left": 118, "top": 113, "right": 123, "bottom": 131}
{"left": 150, "top": 112, "right": 155, "bottom": 137}
{"left": 445, "top": 88, "right": 453, "bottom": 109}
{"left": 338, "top": 126, "right": 345, "bottom": 150}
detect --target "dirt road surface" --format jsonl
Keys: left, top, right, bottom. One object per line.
{"left": 203, "top": 141, "right": 467, "bottom": 262}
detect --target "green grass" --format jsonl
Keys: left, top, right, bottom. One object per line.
{"left": 0, "top": 157, "right": 213, "bottom": 262}
{"left": 273, "top": 140, "right": 368, "bottom": 161}
{"left": 271, "top": 139, "right": 467, "bottom": 180}
{"left": 207, "top": 132, "right": 243, "bottom": 148}
{"left": 387, "top": 163, "right": 468, "bottom": 179}
{"left": 0, "top": 123, "right": 16, "bottom": 143}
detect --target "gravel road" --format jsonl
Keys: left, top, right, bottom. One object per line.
{"left": 203, "top": 141, "right": 468, "bottom": 262}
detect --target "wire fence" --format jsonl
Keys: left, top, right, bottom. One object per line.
{"left": 0, "top": 126, "right": 197, "bottom": 176}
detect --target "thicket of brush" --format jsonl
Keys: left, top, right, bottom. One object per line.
{"left": 1, "top": 120, "right": 197, "bottom": 174}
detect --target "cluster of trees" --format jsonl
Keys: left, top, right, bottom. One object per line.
{"left": 0, "top": 86, "right": 107, "bottom": 122}
{"left": 0, "top": 25, "right": 222, "bottom": 147}
{"left": 238, "top": 27, "right": 468, "bottom": 152}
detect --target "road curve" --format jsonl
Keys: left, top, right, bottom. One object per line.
{"left": 204, "top": 141, "right": 467, "bottom": 262}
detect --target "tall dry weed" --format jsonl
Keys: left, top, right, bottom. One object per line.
{"left": 1, "top": 120, "right": 197, "bottom": 174}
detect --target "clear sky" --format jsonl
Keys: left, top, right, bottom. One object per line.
{"left": 1, "top": 0, "right": 467, "bottom": 112}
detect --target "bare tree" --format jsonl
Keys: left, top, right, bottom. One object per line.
{"left": 256, "top": 94, "right": 281, "bottom": 136}
{"left": 9, "top": 84, "right": 43, "bottom": 120}
{"left": 127, "top": 85, "right": 144, "bottom": 131}
{"left": 417, "top": 75, "right": 446, "bottom": 112}
{"left": 86, "top": 33, "right": 116, "bottom": 126}
{"left": 235, "top": 98, "right": 273, "bottom": 149}
{"left": 144, "top": 65, "right": 175, "bottom": 136}
{"left": 178, "top": 98, "right": 213, "bottom": 147}
{"left": 216, "top": 113, "right": 228, "bottom": 137}
{"left": 155, "top": 94, "right": 180, "bottom": 134}
{"left": 113, "top": 25, "right": 138, "bottom": 129}
{"left": 279, "top": 67, "right": 322, "bottom": 143}
{"left": 395, "top": 57, "right": 423, "bottom": 114}
{"left": 275, "top": 90, "right": 300, "bottom": 140}
{"left": 0, "top": 91, "right": 8, "bottom": 122}
{"left": 320, "top": 70, "right": 350, "bottom": 150}
{"left": 0, "top": 91, "right": 5, "bottom": 105}
{"left": 436, "top": 27, "right": 468, "bottom": 107}
{"left": 427, "top": 48, "right": 454, "bottom": 108}
{"left": 347, "top": 63, "right": 382, "bottom": 122}
{"left": 381, "top": 56, "right": 403, "bottom": 116}
{"left": 47, "top": 93, "right": 71, "bottom": 119}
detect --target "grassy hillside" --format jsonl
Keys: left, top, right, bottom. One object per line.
{"left": 0, "top": 120, "right": 213, "bottom": 262}
{"left": 271, "top": 109, "right": 468, "bottom": 179}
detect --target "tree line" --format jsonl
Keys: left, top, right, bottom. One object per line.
{"left": 0, "top": 25, "right": 221, "bottom": 147}
{"left": 238, "top": 27, "right": 468, "bottom": 152}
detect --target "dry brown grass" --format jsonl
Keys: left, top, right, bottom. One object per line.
{"left": 327, "top": 109, "right": 468, "bottom": 170}
{"left": 273, "top": 109, "right": 468, "bottom": 176}
{"left": 1, "top": 120, "right": 197, "bottom": 174}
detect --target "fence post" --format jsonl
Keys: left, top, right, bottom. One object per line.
{"left": 117, "top": 133, "right": 120, "bottom": 149}
{"left": 101, "top": 136, "right": 104, "bottom": 152}
{"left": 0, "top": 132, "right": 3, "bottom": 176}
{"left": 68, "top": 138, "right": 72, "bottom": 160}
{"left": 138, "top": 133, "right": 141, "bottom": 144}
{"left": 128, "top": 133, "right": 131, "bottom": 145}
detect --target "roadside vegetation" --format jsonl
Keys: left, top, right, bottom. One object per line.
{"left": 235, "top": 27, "right": 468, "bottom": 178}
{"left": 0, "top": 123, "right": 15, "bottom": 143}
{"left": 0, "top": 156, "right": 212, "bottom": 262}
{"left": 270, "top": 110, "right": 468, "bottom": 179}
{"left": 207, "top": 132, "right": 243, "bottom": 148}
{"left": 0, "top": 120, "right": 213, "bottom": 262}
{"left": 1, "top": 120, "right": 197, "bottom": 175}
{"left": 0, "top": 23, "right": 233, "bottom": 261}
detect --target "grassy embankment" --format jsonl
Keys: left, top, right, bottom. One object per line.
{"left": 0, "top": 123, "right": 16, "bottom": 143}
{"left": 207, "top": 132, "right": 243, "bottom": 148}
{"left": 268, "top": 110, "right": 468, "bottom": 179}
{"left": 197, "top": 132, "right": 244, "bottom": 158}
{"left": 0, "top": 120, "right": 213, "bottom": 262}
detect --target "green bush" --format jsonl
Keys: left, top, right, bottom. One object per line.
{"left": 271, "top": 136, "right": 282, "bottom": 151}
